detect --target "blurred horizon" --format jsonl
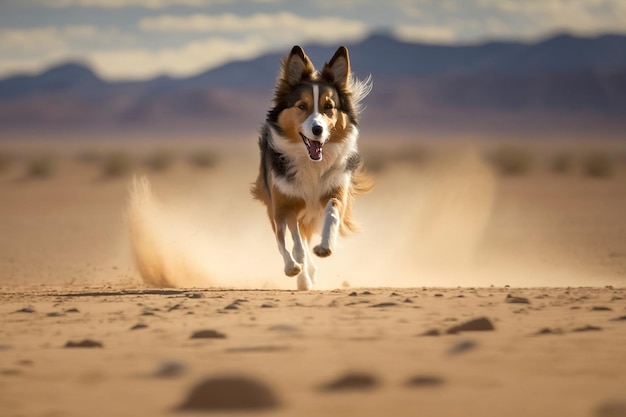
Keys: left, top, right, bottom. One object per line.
{"left": 2, "top": 0, "right": 626, "bottom": 81}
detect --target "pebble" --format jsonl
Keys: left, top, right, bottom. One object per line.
{"left": 319, "top": 372, "right": 379, "bottom": 391}
{"left": 64, "top": 339, "right": 103, "bottom": 348}
{"left": 178, "top": 375, "right": 279, "bottom": 411}
{"left": 446, "top": 317, "right": 495, "bottom": 334}
{"left": 190, "top": 330, "right": 226, "bottom": 339}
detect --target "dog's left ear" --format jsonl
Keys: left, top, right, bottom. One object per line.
{"left": 322, "top": 46, "right": 350, "bottom": 87}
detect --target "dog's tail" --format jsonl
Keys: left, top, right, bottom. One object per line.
{"left": 126, "top": 176, "right": 212, "bottom": 288}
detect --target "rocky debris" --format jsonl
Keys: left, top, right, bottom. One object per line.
{"left": 178, "top": 375, "right": 279, "bottom": 411}
{"left": 446, "top": 317, "right": 495, "bottom": 334}
{"left": 64, "top": 339, "right": 103, "bottom": 348}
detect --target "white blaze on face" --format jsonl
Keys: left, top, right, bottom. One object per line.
{"left": 301, "top": 84, "right": 330, "bottom": 162}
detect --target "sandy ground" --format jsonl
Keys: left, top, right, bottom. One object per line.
{"left": 1, "top": 135, "right": 626, "bottom": 416}
{"left": 1, "top": 286, "right": 626, "bottom": 417}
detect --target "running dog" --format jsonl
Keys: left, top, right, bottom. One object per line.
{"left": 251, "top": 45, "right": 373, "bottom": 290}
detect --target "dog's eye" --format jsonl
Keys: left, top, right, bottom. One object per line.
{"left": 324, "top": 103, "right": 334, "bottom": 110}
{"left": 297, "top": 103, "right": 307, "bottom": 110}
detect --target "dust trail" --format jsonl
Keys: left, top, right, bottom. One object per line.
{"left": 127, "top": 176, "right": 212, "bottom": 288}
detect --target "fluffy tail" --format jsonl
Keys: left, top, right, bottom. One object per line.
{"left": 126, "top": 176, "right": 212, "bottom": 288}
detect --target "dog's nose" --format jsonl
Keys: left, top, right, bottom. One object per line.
{"left": 312, "top": 125, "right": 323, "bottom": 136}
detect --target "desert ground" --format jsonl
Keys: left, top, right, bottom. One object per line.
{"left": 1, "top": 132, "right": 626, "bottom": 416}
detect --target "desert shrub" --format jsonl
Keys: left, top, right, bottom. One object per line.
{"left": 487, "top": 145, "right": 533, "bottom": 176}
{"left": 0, "top": 150, "right": 13, "bottom": 173}
{"left": 188, "top": 149, "right": 218, "bottom": 169}
{"left": 145, "top": 149, "right": 177, "bottom": 172}
{"left": 75, "top": 149, "right": 103, "bottom": 165}
{"left": 101, "top": 150, "right": 133, "bottom": 178}
{"left": 549, "top": 152, "right": 574, "bottom": 174}
{"left": 582, "top": 151, "right": 614, "bottom": 178}
{"left": 26, "top": 154, "right": 56, "bottom": 179}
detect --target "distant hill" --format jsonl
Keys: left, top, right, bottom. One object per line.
{"left": 1, "top": 33, "right": 625, "bottom": 136}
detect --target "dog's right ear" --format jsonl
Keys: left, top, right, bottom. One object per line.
{"left": 281, "top": 46, "right": 315, "bottom": 86}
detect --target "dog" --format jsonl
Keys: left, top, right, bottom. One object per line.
{"left": 251, "top": 45, "right": 373, "bottom": 290}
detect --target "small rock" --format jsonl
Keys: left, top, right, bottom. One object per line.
{"left": 130, "top": 323, "right": 148, "bottom": 330}
{"left": 434, "top": 293, "right": 444, "bottom": 297}
{"left": 319, "top": 372, "right": 379, "bottom": 391}
{"left": 446, "top": 317, "right": 495, "bottom": 334}
{"left": 65, "top": 308, "right": 80, "bottom": 313}
{"left": 448, "top": 339, "right": 477, "bottom": 354}
{"left": 572, "top": 325, "right": 602, "bottom": 332}
{"left": 506, "top": 294, "right": 530, "bottom": 304}
{"left": 533, "top": 327, "right": 564, "bottom": 336}
{"left": 405, "top": 375, "right": 445, "bottom": 387}
{"left": 268, "top": 324, "right": 298, "bottom": 333}
{"left": 190, "top": 330, "right": 226, "bottom": 339}
{"left": 155, "top": 360, "right": 187, "bottom": 378}
{"left": 178, "top": 375, "right": 279, "bottom": 411}
{"left": 348, "top": 291, "right": 358, "bottom": 297}
{"left": 261, "top": 303, "right": 275, "bottom": 308}
{"left": 390, "top": 292, "right": 400, "bottom": 297}
{"left": 610, "top": 315, "right": 626, "bottom": 321}
{"left": 420, "top": 329, "right": 441, "bottom": 337}
{"left": 167, "top": 303, "right": 183, "bottom": 312}
{"left": 595, "top": 399, "right": 626, "bottom": 417}
{"left": 224, "top": 303, "right": 239, "bottom": 310}
{"left": 370, "top": 302, "right": 398, "bottom": 308}
{"left": 13, "top": 306, "right": 35, "bottom": 314}
{"left": 186, "top": 293, "right": 204, "bottom": 299}
{"left": 361, "top": 291, "right": 373, "bottom": 295}
{"left": 64, "top": 339, "right": 103, "bottom": 348}
{"left": 46, "top": 312, "right": 64, "bottom": 317}
{"left": 591, "top": 306, "right": 613, "bottom": 311}
{"left": 403, "top": 298, "right": 414, "bottom": 303}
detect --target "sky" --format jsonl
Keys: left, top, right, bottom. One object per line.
{"left": 0, "top": 0, "right": 625, "bottom": 81}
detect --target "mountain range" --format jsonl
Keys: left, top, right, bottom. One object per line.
{"left": 1, "top": 33, "right": 625, "bottom": 136}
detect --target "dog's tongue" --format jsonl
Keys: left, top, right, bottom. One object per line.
{"left": 308, "top": 140, "right": 323, "bottom": 161}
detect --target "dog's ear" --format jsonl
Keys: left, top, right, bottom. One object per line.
{"left": 322, "top": 46, "right": 350, "bottom": 87}
{"left": 281, "top": 46, "right": 315, "bottom": 86}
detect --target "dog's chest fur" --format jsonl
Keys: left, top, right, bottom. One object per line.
{"left": 261, "top": 124, "right": 358, "bottom": 224}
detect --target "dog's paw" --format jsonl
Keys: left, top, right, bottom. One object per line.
{"left": 284, "top": 262, "right": 303, "bottom": 277}
{"left": 313, "top": 245, "right": 332, "bottom": 258}
{"left": 297, "top": 275, "right": 313, "bottom": 291}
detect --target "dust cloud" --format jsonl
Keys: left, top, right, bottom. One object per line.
{"left": 126, "top": 144, "right": 508, "bottom": 290}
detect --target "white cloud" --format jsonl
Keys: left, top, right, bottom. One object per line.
{"left": 139, "top": 12, "right": 368, "bottom": 41}
{"left": 393, "top": 24, "right": 459, "bottom": 44}
{"left": 475, "top": 0, "right": 626, "bottom": 37}
{"left": 0, "top": 25, "right": 98, "bottom": 52}
{"left": 36, "top": 0, "right": 277, "bottom": 8}
{"left": 87, "top": 36, "right": 265, "bottom": 79}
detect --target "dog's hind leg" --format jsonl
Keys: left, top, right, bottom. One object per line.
{"left": 314, "top": 198, "right": 342, "bottom": 258}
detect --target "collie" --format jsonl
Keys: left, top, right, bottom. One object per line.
{"left": 251, "top": 45, "right": 373, "bottom": 290}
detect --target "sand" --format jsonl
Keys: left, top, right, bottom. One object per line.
{"left": 1, "top": 286, "right": 626, "bottom": 417}
{"left": 1, "top": 135, "right": 626, "bottom": 416}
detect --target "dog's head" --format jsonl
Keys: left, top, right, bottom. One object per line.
{"left": 268, "top": 46, "right": 369, "bottom": 162}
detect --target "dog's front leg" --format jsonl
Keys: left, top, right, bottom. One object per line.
{"left": 314, "top": 198, "right": 341, "bottom": 258}
{"left": 274, "top": 216, "right": 302, "bottom": 277}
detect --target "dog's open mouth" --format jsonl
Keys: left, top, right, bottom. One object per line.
{"left": 300, "top": 133, "right": 323, "bottom": 161}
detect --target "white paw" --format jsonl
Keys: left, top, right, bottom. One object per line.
{"left": 284, "top": 262, "right": 303, "bottom": 277}
{"left": 313, "top": 245, "right": 332, "bottom": 258}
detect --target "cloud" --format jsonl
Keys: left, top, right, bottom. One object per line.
{"left": 393, "top": 24, "right": 459, "bottom": 44}
{"left": 139, "top": 12, "right": 368, "bottom": 42}
{"left": 0, "top": 25, "right": 97, "bottom": 52}
{"left": 87, "top": 36, "right": 266, "bottom": 79}
{"left": 475, "top": 0, "right": 626, "bottom": 37}
{"left": 37, "top": 0, "right": 214, "bottom": 8}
